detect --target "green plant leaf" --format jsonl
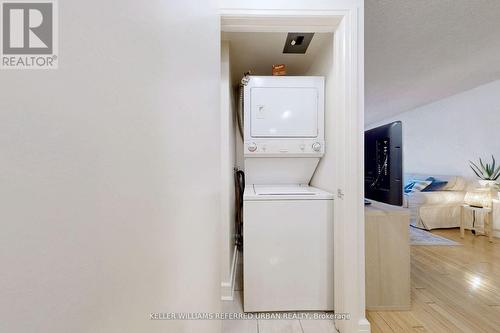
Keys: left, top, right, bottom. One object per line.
{"left": 471, "top": 156, "right": 500, "bottom": 180}
{"left": 470, "top": 161, "right": 485, "bottom": 179}
{"left": 469, "top": 160, "right": 482, "bottom": 173}
{"left": 486, "top": 163, "right": 493, "bottom": 177}
{"left": 470, "top": 167, "right": 483, "bottom": 179}
{"left": 493, "top": 164, "right": 500, "bottom": 180}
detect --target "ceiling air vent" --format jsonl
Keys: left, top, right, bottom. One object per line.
{"left": 283, "top": 33, "right": 314, "bottom": 54}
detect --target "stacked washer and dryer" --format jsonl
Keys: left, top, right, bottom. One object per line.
{"left": 242, "top": 76, "right": 334, "bottom": 312}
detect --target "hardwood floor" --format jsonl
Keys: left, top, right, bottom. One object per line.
{"left": 368, "top": 228, "right": 500, "bottom": 333}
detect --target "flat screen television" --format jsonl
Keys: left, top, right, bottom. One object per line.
{"left": 364, "top": 121, "right": 403, "bottom": 206}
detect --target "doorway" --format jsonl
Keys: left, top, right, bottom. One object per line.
{"left": 219, "top": 9, "right": 367, "bottom": 333}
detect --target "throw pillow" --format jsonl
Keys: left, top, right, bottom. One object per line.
{"left": 405, "top": 179, "right": 432, "bottom": 193}
{"left": 404, "top": 181, "right": 416, "bottom": 194}
{"left": 422, "top": 177, "right": 448, "bottom": 192}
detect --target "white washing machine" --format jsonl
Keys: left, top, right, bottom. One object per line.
{"left": 242, "top": 76, "right": 334, "bottom": 312}
{"left": 243, "top": 184, "right": 334, "bottom": 312}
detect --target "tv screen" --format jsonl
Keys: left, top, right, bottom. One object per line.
{"left": 364, "top": 121, "right": 403, "bottom": 206}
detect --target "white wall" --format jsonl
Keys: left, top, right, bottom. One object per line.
{"left": 0, "top": 1, "right": 221, "bottom": 332}
{"left": 367, "top": 79, "right": 500, "bottom": 180}
{"left": 220, "top": 42, "right": 237, "bottom": 298}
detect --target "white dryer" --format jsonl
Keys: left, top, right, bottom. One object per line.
{"left": 242, "top": 76, "right": 334, "bottom": 312}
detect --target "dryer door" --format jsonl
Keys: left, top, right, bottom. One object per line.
{"left": 250, "top": 87, "right": 318, "bottom": 138}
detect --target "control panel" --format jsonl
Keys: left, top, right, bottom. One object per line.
{"left": 244, "top": 139, "right": 325, "bottom": 156}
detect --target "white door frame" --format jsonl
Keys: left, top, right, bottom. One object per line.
{"left": 219, "top": 6, "right": 368, "bottom": 333}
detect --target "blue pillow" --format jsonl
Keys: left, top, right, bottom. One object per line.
{"left": 404, "top": 181, "right": 416, "bottom": 193}
{"left": 404, "top": 179, "right": 432, "bottom": 193}
{"left": 422, "top": 177, "right": 448, "bottom": 192}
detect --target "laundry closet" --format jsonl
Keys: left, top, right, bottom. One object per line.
{"left": 220, "top": 31, "right": 336, "bottom": 312}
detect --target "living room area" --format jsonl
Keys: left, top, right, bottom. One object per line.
{"left": 367, "top": 79, "right": 500, "bottom": 242}
{"left": 364, "top": 1, "right": 500, "bottom": 331}
{"left": 365, "top": 80, "right": 500, "bottom": 333}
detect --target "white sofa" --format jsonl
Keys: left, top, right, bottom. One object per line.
{"left": 404, "top": 174, "right": 467, "bottom": 230}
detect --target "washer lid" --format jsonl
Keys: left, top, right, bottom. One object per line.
{"left": 254, "top": 184, "right": 315, "bottom": 195}
{"left": 245, "top": 184, "right": 334, "bottom": 200}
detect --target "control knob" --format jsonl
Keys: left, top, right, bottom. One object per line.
{"left": 312, "top": 142, "right": 322, "bottom": 152}
{"left": 248, "top": 143, "right": 257, "bottom": 152}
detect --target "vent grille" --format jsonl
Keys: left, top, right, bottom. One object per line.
{"left": 283, "top": 33, "right": 314, "bottom": 54}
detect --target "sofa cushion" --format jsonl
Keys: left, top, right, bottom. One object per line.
{"left": 441, "top": 176, "right": 467, "bottom": 191}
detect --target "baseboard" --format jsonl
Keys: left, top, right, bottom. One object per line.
{"left": 221, "top": 246, "right": 238, "bottom": 301}
{"left": 357, "top": 318, "right": 371, "bottom": 333}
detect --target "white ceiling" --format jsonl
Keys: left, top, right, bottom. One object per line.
{"left": 222, "top": 32, "right": 332, "bottom": 86}
{"left": 365, "top": 0, "right": 500, "bottom": 124}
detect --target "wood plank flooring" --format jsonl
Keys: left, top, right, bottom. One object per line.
{"left": 368, "top": 228, "right": 500, "bottom": 333}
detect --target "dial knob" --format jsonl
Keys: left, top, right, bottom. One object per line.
{"left": 312, "top": 142, "right": 322, "bottom": 152}
{"left": 248, "top": 143, "right": 257, "bottom": 152}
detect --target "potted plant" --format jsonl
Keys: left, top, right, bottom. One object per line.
{"left": 469, "top": 155, "right": 500, "bottom": 188}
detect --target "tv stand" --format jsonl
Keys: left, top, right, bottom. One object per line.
{"left": 365, "top": 200, "right": 410, "bottom": 310}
